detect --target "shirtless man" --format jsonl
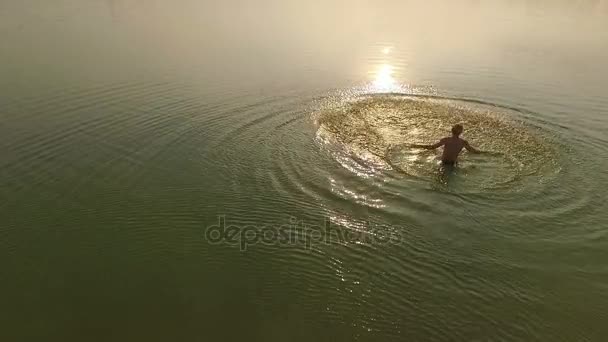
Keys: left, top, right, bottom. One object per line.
{"left": 410, "top": 124, "right": 482, "bottom": 165}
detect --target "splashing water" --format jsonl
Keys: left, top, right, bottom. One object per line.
{"left": 316, "top": 94, "right": 560, "bottom": 192}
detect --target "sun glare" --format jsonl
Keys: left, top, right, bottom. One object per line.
{"left": 373, "top": 64, "right": 396, "bottom": 91}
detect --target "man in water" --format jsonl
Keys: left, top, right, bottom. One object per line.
{"left": 410, "top": 124, "right": 482, "bottom": 165}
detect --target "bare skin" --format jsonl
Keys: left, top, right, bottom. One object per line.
{"left": 410, "top": 125, "right": 482, "bottom": 164}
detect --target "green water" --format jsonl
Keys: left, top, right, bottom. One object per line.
{"left": 2, "top": 1, "right": 608, "bottom": 341}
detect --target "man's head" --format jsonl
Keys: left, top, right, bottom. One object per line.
{"left": 451, "top": 124, "right": 464, "bottom": 136}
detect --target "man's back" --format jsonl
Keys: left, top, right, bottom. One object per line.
{"left": 409, "top": 124, "right": 481, "bottom": 164}
{"left": 440, "top": 136, "right": 467, "bottom": 163}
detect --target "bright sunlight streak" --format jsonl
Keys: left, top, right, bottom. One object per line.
{"left": 373, "top": 64, "right": 396, "bottom": 91}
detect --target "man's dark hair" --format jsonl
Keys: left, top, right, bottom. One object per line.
{"left": 452, "top": 124, "right": 464, "bottom": 136}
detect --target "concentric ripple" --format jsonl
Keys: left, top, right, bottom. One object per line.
{"left": 315, "top": 93, "right": 561, "bottom": 192}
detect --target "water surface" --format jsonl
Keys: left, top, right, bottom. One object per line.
{"left": 2, "top": 1, "right": 608, "bottom": 341}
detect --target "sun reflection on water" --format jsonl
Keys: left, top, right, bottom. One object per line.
{"left": 373, "top": 64, "right": 396, "bottom": 91}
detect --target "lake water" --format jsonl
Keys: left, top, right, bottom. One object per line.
{"left": 2, "top": 0, "right": 608, "bottom": 341}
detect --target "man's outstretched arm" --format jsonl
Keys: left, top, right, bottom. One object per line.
{"left": 464, "top": 140, "right": 482, "bottom": 154}
{"left": 410, "top": 139, "right": 445, "bottom": 150}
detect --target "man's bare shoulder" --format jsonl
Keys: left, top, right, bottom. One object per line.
{"left": 442, "top": 136, "right": 461, "bottom": 144}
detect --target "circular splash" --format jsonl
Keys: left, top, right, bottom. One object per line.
{"left": 315, "top": 94, "right": 560, "bottom": 192}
